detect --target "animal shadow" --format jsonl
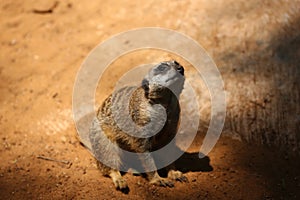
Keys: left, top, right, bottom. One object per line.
{"left": 175, "top": 152, "right": 213, "bottom": 173}
{"left": 157, "top": 150, "right": 213, "bottom": 177}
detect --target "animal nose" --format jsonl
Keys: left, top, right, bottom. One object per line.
{"left": 176, "top": 66, "right": 184, "bottom": 75}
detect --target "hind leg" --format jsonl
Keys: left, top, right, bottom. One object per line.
{"left": 147, "top": 170, "right": 174, "bottom": 187}
{"left": 167, "top": 167, "right": 188, "bottom": 182}
{"left": 140, "top": 152, "right": 174, "bottom": 187}
{"left": 90, "top": 119, "right": 129, "bottom": 192}
{"left": 96, "top": 160, "right": 129, "bottom": 193}
{"left": 94, "top": 146, "right": 129, "bottom": 192}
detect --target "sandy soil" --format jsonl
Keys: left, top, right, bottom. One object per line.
{"left": 1, "top": 0, "right": 300, "bottom": 199}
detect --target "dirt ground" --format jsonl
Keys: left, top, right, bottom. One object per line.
{"left": 1, "top": 0, "right": 300, "bottom": 199}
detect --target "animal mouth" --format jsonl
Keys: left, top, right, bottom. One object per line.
{"left": 166, "top": 75, "right": 178, "bottom": 83}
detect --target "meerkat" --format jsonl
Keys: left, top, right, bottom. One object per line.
{"left": 89, "top": 60, "right": 187, "bottom": 192}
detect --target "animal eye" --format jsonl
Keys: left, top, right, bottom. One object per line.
{"left": 177, "top": 66, "right": 184, "bottom": 75}
{"left": 157, "top": 64, "right": 167, "bottom": 71}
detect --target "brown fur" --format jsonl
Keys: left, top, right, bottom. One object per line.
{"left": 90, "top": 61, "right": 187, "bottom": 192}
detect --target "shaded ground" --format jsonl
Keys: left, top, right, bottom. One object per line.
{"left": 1, "top": 0, "right": 300, "bottom": 199}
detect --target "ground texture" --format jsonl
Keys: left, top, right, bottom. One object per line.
{"left": 1, "top": 0, "right": 300, "bottom": 199}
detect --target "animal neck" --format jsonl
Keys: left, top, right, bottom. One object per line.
{"left": 148, "top": 90, "right": 178, "bottom": 109}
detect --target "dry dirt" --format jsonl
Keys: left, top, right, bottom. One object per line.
{"left": 1, "top": 0, "right": 300, "bottom": 199}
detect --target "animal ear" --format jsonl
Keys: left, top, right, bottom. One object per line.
{"left": 141, "top": 78, "right": 149, "bottom": 94}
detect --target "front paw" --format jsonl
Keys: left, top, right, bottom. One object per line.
{"left": 168, "top": 170, "right": 188, "bottom": 182}
{"left": 112, "top": 177, "right": 129, "bottom": 193}
{"left": 150, "top": 177, "right": 174, "bottom": 187}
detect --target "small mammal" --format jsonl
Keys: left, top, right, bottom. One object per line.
{"left": 89, "top": 60, "right": 187, "bottom": 192}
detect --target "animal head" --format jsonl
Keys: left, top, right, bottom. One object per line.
{"left": 142, "top": 60, "right": 185, "bottom": 100}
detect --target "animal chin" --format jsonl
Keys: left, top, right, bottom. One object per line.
{"left": 148, "top": 88, "right": 165, "bottom": 99}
